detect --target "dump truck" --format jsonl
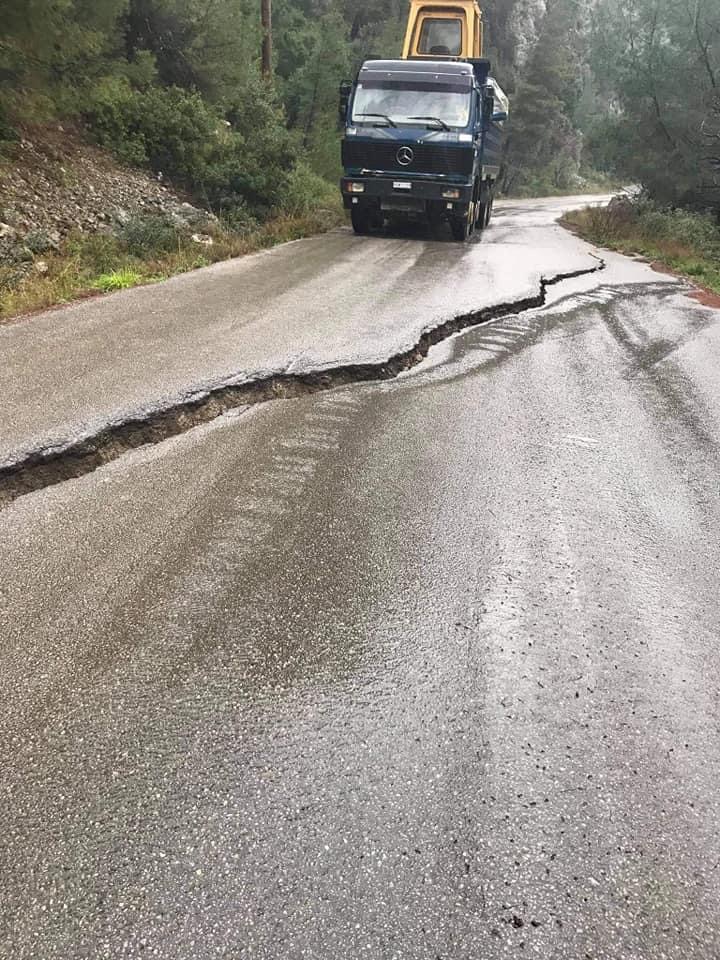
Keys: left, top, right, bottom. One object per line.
{"left": 338, "top": 0, "right": 507, "bottom": 240}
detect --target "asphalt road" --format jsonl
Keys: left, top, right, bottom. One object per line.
{"left": 2, "top": 200, "right": 720, "bottom": 959}
{"left": 0, "top": 195, "right": 605, "bottom": 466}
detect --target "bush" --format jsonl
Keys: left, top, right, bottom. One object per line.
{"left": 83, "top": 78, "right": 150, "bottom": 167}
{"left": 564, "top": 198, "right": 720, "bottom": 295}
{"left": 23, "top": 229, "right": 59, "bottom": 254}
{"left": 577, "top": 198, "right": 720, "bottom": 260}
{"left": 280, "top": 161, "right": 338, "bottom": 217}
{"left": 219, "top": 202, "right": 260, "bottom": 235}
{"left": 633, "top": 202, "right": 719, "bottom": 256}
{"left": 84, "top": 78, "right": 218, "bottom": 180}
{"left": 204, "top": 79, "right": 298, "bottom": 215}
{"left": 0, "top": 100, "right": 19, "bottom": 147}
{"left": 117, "top": 214, "right": 179, "bottom": 258}
{"left": 66, "top": 233, "right": 124, "bottom": 274}
{"left": 83, "top": 76, "right": 300, "bottom": 218}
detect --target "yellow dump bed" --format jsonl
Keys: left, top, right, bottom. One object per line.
{"left": 401, "top": 0, "right": 483, "bottom": 60}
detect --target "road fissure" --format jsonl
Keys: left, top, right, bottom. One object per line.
{"left": 0, "top": 259, "right": 604, "bottom": 508}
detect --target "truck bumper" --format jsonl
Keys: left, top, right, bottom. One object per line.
{"left": 340, "top": 176, "right": 473, "bottom": 216}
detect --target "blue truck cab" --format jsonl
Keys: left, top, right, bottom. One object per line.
{"left": 339, "top": 58, "right": 508, "bottom": 241}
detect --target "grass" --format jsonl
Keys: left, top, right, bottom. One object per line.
{"left": 92, "top": 267, "right": 145, "bottom": 291}
{"left": 0, "top": 201, "right": 344, "bottom": 323}
{"left": 562, "top": 201, "right": 720, "bottom": 296}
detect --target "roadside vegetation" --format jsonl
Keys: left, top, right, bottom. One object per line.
{"left": 563, "top": 200, "right": 720, "bottom": 296}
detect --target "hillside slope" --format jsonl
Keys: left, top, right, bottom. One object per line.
{"left": 0, "top": 123, "right": 211, "bottom": 265}
{"left": 0, "top": 123, "right": 342, "bottom": 321}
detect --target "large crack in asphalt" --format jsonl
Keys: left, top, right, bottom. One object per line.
{"left": 0, "top": 259, "right": 604, "bottom": 508}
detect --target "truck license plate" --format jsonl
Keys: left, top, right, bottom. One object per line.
{"left": 393, "top": 181, "right": 412, "bottom": 190}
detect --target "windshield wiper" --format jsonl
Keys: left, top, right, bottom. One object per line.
{"left": 354, "top": 112, "right": 397, "bottom": 128}
{"left": 408, "top": 115, "right": 451, "bottom": 131}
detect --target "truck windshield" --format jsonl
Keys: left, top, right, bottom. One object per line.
{"left": 352, "top": 81, "right": 471, "bottom": 129}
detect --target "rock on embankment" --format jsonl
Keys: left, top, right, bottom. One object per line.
{"left": 0, "top": 123, "right": 213, "bottom": 266}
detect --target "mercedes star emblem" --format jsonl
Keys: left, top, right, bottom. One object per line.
{"left": 396, "top": 146, "right": 414, "bottom": 166}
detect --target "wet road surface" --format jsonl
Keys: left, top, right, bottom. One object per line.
{"left": 0, "top": 195, "right": 605, "bottom": 466}
{"left": 2, "top": 207, "right": 720, "bottom": 958}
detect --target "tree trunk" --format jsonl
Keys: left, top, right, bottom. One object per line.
{"left": 261, "top": 0, "right": 272, "bottom": 78}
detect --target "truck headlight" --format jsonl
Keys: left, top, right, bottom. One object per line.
{"left": 442, "top": 188, "right": 461, "bottom": 199}
{"left": 347, "top": 182, "right": 365, "bottom": 193}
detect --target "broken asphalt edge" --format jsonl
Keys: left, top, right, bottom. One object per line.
{"left": 0, "top": 257, "right": 605, "bottom": 508}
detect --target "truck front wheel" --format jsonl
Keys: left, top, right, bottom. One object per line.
{"left": 450, "top": 217, "right": 469, "bottom": 242}
{"left": 351, "top": 207, "right": 371, "bottom": 235}
{"left": 450, "top": 204, "right": 474, "bottom": 242}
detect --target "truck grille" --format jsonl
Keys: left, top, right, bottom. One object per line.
{"left": 342, "top": 139, "right": 473, "bottom": 176}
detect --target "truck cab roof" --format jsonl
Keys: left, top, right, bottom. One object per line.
{"left": 360, "top": 59, "right": 476, "bottom": 75}
{"left": 357, "top": 57, "right": 504, "bottom": 92}
{"left": 358, "top": 59, "right": 476, "bottom": 86}
{"left": 356, "top": 59, "right": 508, "bottom": 117}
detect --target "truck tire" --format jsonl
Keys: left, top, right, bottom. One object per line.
{"left": 351, "top": 207, "right": 371, "bottom": 235}
{"left": 450, "top": 217, "right": 470, "bottom": 242}
{"left": 450, "top": 203, "right": 474, "bottom": 242}
{"left": 484, "top": 190, "right": 494, "bottom": 227}
{"left": 476, "top": 181, "right": 493, "bottom": 231}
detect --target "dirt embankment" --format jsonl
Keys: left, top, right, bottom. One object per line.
{"left": 0, "top": 123, "right": 211, "bottom": 264}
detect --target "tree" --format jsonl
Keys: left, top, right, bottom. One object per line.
{"left": 502, "top": 0, "right": 585, "bottom": 192}
{"left": 261, "top": 0, "right": 273, "bottom": 77}
{"left": 0, "top": 0, "right": 128, "bottom": 116}
{"left": 591, "top": 0, "right": 720, "bottom": 207}
{"left": 123, "top": 0, "right": 258, "bottom": 101}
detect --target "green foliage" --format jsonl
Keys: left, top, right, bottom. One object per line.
{"left": 282, "top": 161, "right": 340, "bottom": 216}
{"left": 83, "top": 75, "right": 297, "bottom": 215}
{"left": 632, "top": 203, "right": 720, "bottom": 253}
{"left": 124, "top": 0, "right": 259, "bottom": 101}
{"left": 84, "top": 78, "right": 218, "bottom": 176}
{"left": 211, "top": 78, "right": 298, "bottom": 213}
{"left": 117, "top": 213, "right": 179, "bottom": 257}
{"left": 93, "top": 267, "right": 145, "bottom": 291}
{"left": 219, "top": 203, "right": 260, "bottom": 236}
{"left": 66, "top": 233, "right": 125, "bottom": 273}
{"left": 501, "top": 0, "right": 585, "bottom": 194}
{"left": 564, "top": 200, "right": 720, "bottom": 292}
{"left": 284, "top": 11, "right": 350, "bottom": 155}
{"left": 0, "top": 0, "right": 129, "bottom": 118}
{"left": 590, "top": 0, "right": 720, "bottom": 208}
{"left": 120, "top": 50, "right": 159, "bottom": 90}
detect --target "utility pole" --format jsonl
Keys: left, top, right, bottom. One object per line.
{"left": 261, "top": 0, "right": 272, "bottom": 78}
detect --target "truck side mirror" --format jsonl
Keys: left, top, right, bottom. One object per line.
{"left": 492, "top": 110, "right": 507, "bottom": 122}
{"left": 339, "top": 81, "right": 352, "bottom": 125}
